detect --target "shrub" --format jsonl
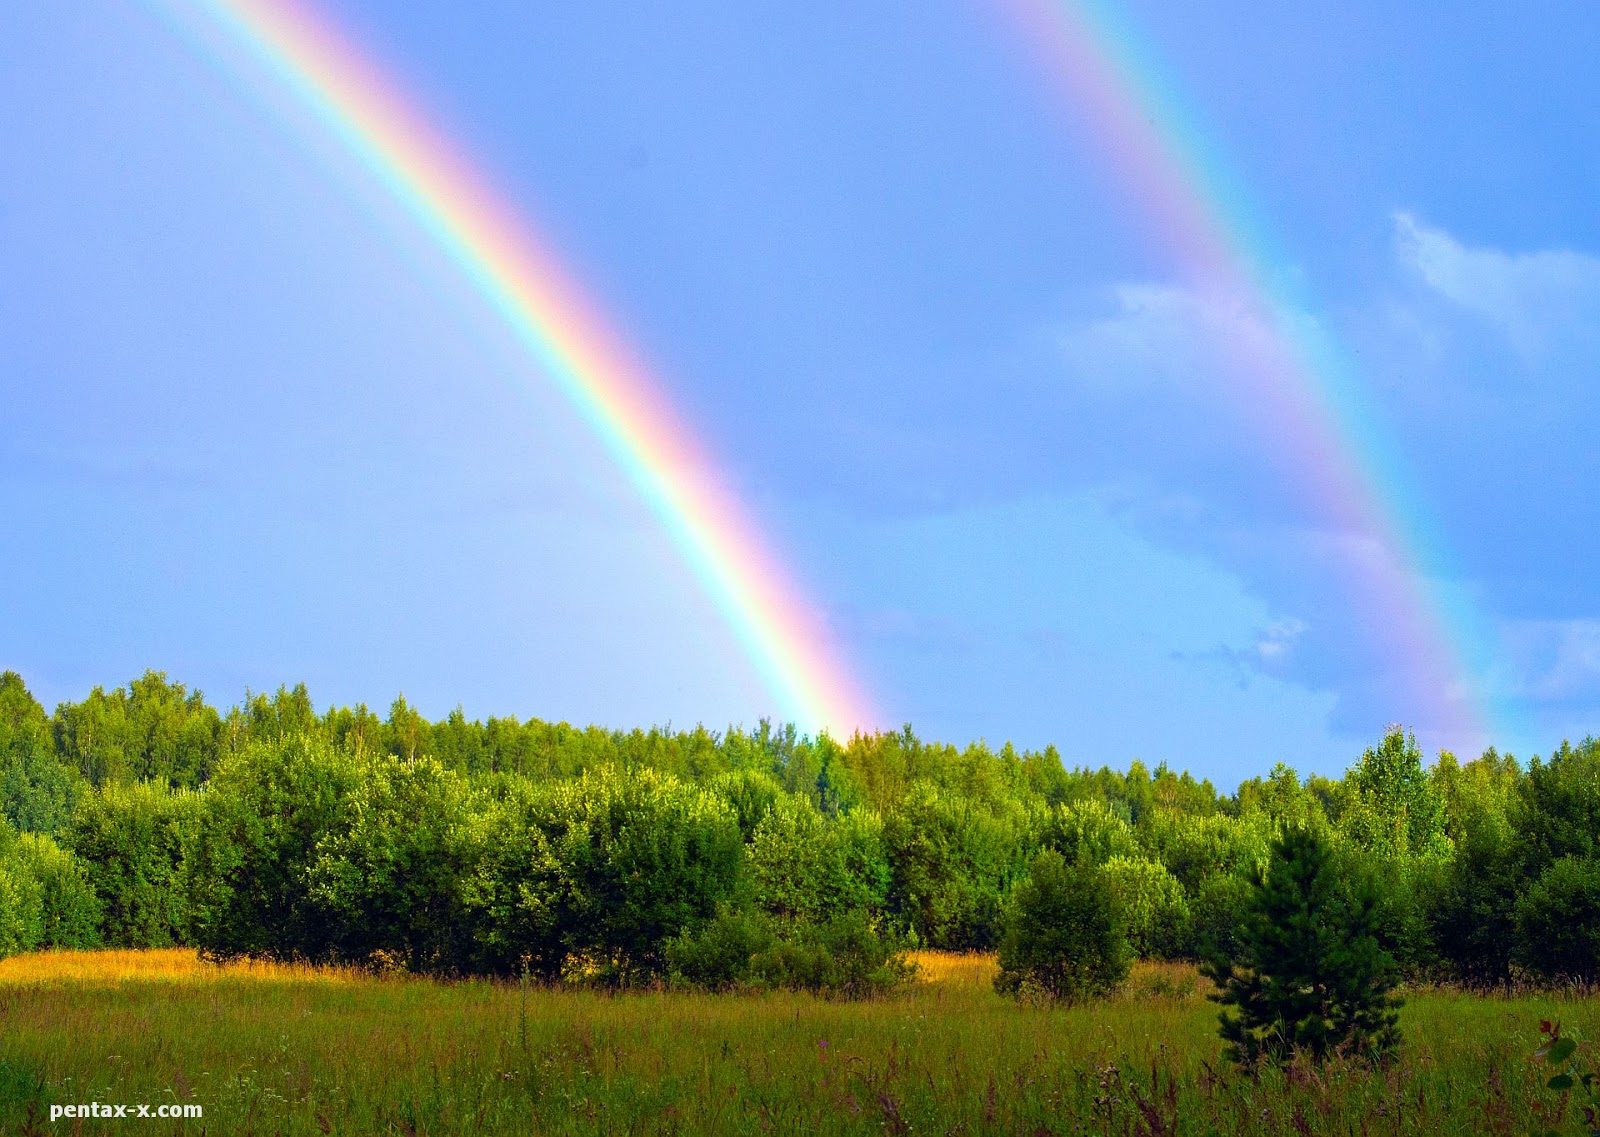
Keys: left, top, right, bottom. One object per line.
{"left": 545, "top": 767, "right": 746, "bottom": 982}
{"left": 65, "top": 782, "right": 200, "bottom": 948}
{"left": 750, "top": 911, "right": 912, "bottom": 997}
{"left": 13, "top": 834, "right": 99, "bottom": 949}
{"left": 1101, "top": 855, "right": 1189, "bottom": 959}
{"left": 1203, "top": 827, "right": 1400, "bottom": 1067}
{"left": 0, "top": 823, "right": 43, "bottom": 958}
{"left": 664, "top": 907, "right": 775, "bottom": 990}
{"left": 456, "top": 782, "right": 566, "bottom": 979}
{"left": 307, "top": 754, "right": 474, "bottom": 972}
{"left": 994, "top": 848, "right": 1128, "bottom": 1003}
{"left": 188, "top": 734, "right": 359, "bottom": 961}
{"left": 1513, "top": 855, "right": 1600, "bottom": 983}
{"left": 1189, "top": 873, "right": 1253, "bottom": 963}
{"left": 666, "top": 908, "right": 912, "bottom": 997}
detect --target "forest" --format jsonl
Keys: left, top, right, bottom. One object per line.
{"left": 0, "top": 668, "right": 1595, "bottom": 994}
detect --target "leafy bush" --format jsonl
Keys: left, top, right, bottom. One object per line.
{"left": 666, "top": 908, "right": 911, "bottom": 997}
{"left": 13, "top": 833, "right": 100, "bottom": 949}
{"left": 748, "top": 911, "right": 912, "bottom": 996}
{"left": 1102, "top": 855, "right": 1189, "bottom": 959}
{"left": 664, "top": 907, "right": 775, "bottom": 990}
{"left": 0, "top": 823, "right": 44, "bottom": 959}
{"left": 307, "top": 754, "right": 474, "bottom": 972}
{"left": 994, "top": 849, "right": 1128, "bottom": 1003}
{"left": 65, "top": 782, "right": 200, "bottom": 948}
{"left": 188, "top": 734, "right": 359, "bottom": 961}
{"left": 1203, "top": 827, "right": 1400, "bottom": 1068}
{"left": 543, "top": 767, "right": 746, "bottom": 983}
{"left": 456, "top": 783, "right": 566, "bottom": 979}
{"left": 750, "top": 796, "right": 889, "bottom": 922}
{"left": 1513, "top": 855, "right": 1600, "bottom": 983}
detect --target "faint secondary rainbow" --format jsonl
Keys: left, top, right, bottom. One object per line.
{"left": 995, "top": 0, "right": 1508, "bottom": 749}
{"left": 162, "top": 0, "right": 874, "bottom": 734}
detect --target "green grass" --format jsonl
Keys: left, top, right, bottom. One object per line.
{"left": 0, "top": 950, "right": 1594, "bottom": 1135}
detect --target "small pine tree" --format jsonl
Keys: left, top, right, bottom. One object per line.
{"left": 994, "top": 849, "right": 1129, "bottom": 1003}
{"left": 1202, "top": 826, "right": 1401, "bottom": 1067}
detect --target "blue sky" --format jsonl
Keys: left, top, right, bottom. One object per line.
{"left": 3, "top": 0, "right": 1598, "bottom": 784}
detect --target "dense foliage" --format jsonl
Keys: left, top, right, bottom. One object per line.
{"left": 2, "top": 668, "right": 1599, "bottom": 992}
{"left": 994, "top": 849, "right": 1129, "bottom": 1002}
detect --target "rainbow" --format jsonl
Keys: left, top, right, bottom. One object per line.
{"left": 995, "top": 0, "right": 1508, "bottom": 750}
{"left": 158, "top": 0, "right": 875, "bottom": 735}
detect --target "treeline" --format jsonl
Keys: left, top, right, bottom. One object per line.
{"left": 0, "top": 669, "right": 1598, "bottom": 989}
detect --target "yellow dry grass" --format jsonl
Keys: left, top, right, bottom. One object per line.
{"left": 906, "top": 949, "right": 996, "bottom": 990}
{"left": 0, "top": 947, "right": 355, "bottom": 987}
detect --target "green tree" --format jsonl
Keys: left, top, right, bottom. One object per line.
{"left": 749, "top": 796, "right": 888, "bottom": 923}
{"left": 52, "top": 672, "right": 221, "bottom": 788}
{"left": 1340, "top": 727, "right": 1450, "bottom": 860}
{"left": 1203, "top": 827, "right": 1401, "bottom": 1067}
{"left": 0, "top": 674, "right": 81, "bottom": 836}
{"left": 884, "top": 780, "right": 1032, "bottom": 950}
{"left": 994, "top": 849, "right": 1129, "bottom": 1003}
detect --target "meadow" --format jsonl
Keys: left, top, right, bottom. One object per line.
{"left": 0, "top": 950, "right": 1593, "bottom": 1136}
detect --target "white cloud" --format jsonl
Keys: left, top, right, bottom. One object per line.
{"left": 1055, "top": 283, "right": 1278, "bottom": 392}
{"left": 1393, "top": 213, "right": 1600, "bottom": 352}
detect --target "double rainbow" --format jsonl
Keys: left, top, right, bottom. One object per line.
{"left": 161, "top": 0, "right": 1502, "bottom": 750}
{"left": 166, "top": 0, "right": 875, "bottom": 735}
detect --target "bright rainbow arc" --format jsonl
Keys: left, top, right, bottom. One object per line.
{"left": 998, "top": 0, "right": 1507, "bottom": 750}
{"left": 170, "top": 0, "right": 874, "bottom": 735}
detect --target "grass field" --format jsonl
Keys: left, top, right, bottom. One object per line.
{"left": 0, "top": 950, "right": 1594, "bottom": 1135}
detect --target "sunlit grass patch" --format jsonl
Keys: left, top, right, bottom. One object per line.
{"left": 0, "top": 948, "right": 358, "bottom": 988}
{"left": 0, "top": 948, "right": 1596, "bottom": 1134}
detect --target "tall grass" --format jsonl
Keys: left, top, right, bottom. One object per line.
{"left": 0, "top": 950, "right": 1592, "bottom": 1134}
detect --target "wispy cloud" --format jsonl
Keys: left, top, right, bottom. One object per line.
{"left": 1055, "top": 283, "right": 1277, "bottom": 393}
{"left": 1393, "top": 213, "right": 1600, "bottom": 353}
{"left": 1496, "top": 618, "right": 1600, "bottom": 703}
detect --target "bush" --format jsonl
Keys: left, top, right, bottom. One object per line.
{"left": 456, "top": 782, "right": 566, "bottom": 979}
{"left": 664, "top": 908, "right": 776, "bottom": 990}
{"left": 544, "top": 767, "right": 746, "bottom": 983}
{"left": 1189, "top": 873, "right": 1253, "bottom": 963}
{"left": 65, "top": 783, "right": 200, "bottom": 948}
{"left": 666, "top": 908, "right": 912, "bottom": 997}
{"left": 1513, "top": 855, "right": 1600, "bottom": 983}
{"left": 13, "top": 833, "right": 100, "bottom": 949}
{"left": 1102, "top": 855, "right": 1189, "bottom": 959}
{"left": 307, "top": 754, "right": 474, "bottom": 972}
{"left": 1203, "top": 827, "right": 1400, "bottom": 1067}
{"left": 189, "top": 734, "right": 359, "bottom": 961}
{"left": 0, "top": 825, "right": 43, "bottom": 959}
{"left": 994, "top": 849, "right": 1129, "bottom": 1003}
